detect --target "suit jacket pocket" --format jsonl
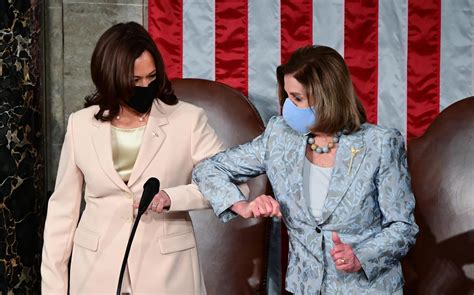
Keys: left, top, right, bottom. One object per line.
{"left": 73, "top": 227, "right": 100, "bottom": 251}
{"left": 159, "top": 232, "right": 196, "bottom": 254}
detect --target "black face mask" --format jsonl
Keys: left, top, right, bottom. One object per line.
{"left": 126, "top": 79, "right": 159, "bottom": 114}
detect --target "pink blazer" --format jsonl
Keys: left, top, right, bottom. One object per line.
{"left": 41, "top": 100, "right": 223, "bottom": 294}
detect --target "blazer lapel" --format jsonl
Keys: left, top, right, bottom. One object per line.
{"left": 284, "top": 133, "right": 318, "bottom": 226}
{"left": 320, "top": 131, "right": 366, "bottom": 223}
{"left": 91, "top": 120, "right": 130, "bottom": 192}
{"left": 127, "top": 101, "right": 168, "bottom": 187}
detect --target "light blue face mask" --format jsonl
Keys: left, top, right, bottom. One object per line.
{"left": 282, "top": 98, "right": 316, "bottom": 134}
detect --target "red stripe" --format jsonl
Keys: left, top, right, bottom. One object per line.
{"left": 280, "top": 0, "right": 313, "bottom": 64}
{"left": 148, "top": 0, "right": 183, "bottom": 79}
{"left": 280, "top": 3, "right": 312, "bottom": 292}
{"left": 280, "top": 2, "right": 312, "bottom": 293}
{"left": 215, "top": 1, "right": 248, "bottom": 96}
{"left": 344, "top": 0, "right": 379, "bottom": 124}
{"left": 407, "top": 0, "right": 441, "bottom": 139}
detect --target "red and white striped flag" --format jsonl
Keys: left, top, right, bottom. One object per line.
{"left": 148, "top": 0, "right": 473, "bottom": 140}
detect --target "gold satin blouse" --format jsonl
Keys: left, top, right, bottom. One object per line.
{"left": 111, "top": 125, "right": 145, "bottom": 182}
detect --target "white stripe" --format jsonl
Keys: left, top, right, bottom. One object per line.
{"left": 377, "top": 0, "right": 408, "bottom": 139}
{"left": 312, "top": 0, "right": 344, "bottom": 57}
{"left": 248, "top": 0, "right": 280, "bottom": 123}
{"left": 182, "top": 0, "right": 215, "bottom": 80}
{"left": 440, "top": 0, "right": 473, "bottom": 110}
{"left": 248, "top": 4, "right": 281, "bottom": 292}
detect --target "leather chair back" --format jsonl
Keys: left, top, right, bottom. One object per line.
{"left": 404, "top": 96, "right": 474, "bottom": 294}
{"left": 172, "top": 78, "right": 271, "bottom": 295}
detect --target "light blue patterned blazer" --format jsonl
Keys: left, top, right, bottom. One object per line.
{"left": 192, "top": 116, "right": 418, "bottom": 294}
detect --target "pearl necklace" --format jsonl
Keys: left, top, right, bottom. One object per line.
{"left": 307, "top": 131, "right": 342, "bottom": 154}
{"left": 115, "top": 114, "right": 147, "bottom": 122}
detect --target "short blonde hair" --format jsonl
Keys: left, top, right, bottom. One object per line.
{"left": 276, "top": 45, "right": 366, "bottom": 134}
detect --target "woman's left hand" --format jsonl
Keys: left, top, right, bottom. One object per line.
{"left": 330, "top": 232, "right": 362, "bottom": 272}
{"left": 133, "top": 190, "right": 171, "bottom": 213}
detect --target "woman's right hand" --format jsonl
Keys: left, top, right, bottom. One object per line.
{"left": 231, "top": 195, "right": 282, "bottom": 219}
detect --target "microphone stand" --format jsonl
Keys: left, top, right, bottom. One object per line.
{"left": 116, "top": 178, "right": 159, "bottom": 295}
{"left": 116, "top": 211, "right": 144, "bottom": 295}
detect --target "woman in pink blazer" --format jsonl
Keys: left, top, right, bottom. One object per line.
{"left": 41, "top": 22, "right": 222, "bottom": 294}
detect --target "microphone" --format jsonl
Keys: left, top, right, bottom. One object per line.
{"left": 137, "top": 177, "right": 160, "bottom": 215}
{"left": 117, "top": 177, "right": 160, "bottom": 295}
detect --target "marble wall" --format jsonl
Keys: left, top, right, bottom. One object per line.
{"left": 0, "top": 0, "right": 44, "bottom": 292}
{"left": 45, "top": 0, "right": 148, "bottom": 190}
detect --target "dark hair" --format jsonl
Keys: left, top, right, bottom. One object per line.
{"left": 277, "top": 45, "right": 366, "bottom": 134}
{"left": 84, "top": 21, "right": 177, "bottom": 121}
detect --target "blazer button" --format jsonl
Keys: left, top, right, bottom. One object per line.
{"left": 315, "top": 227, "right": 321, "bottom": 233}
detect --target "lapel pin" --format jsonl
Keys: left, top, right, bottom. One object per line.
{"left": 152, "top": 131, "right": 159, "bottom": 137}
{"left": 348, "top": 147, "right": 361, "bottom": 175}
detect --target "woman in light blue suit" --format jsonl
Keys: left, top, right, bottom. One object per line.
{"left": 193, "top": 46, "right": 418, "bottom": 294}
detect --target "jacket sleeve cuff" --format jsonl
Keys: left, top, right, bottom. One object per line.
{"left": 162, "top": 184, "right": 210, "bottom": 212}
{"left": 214, "top": 186, "right": 247, "bottom": 223}
{"left": 353, "top": 246, "right": 379, "bottom": 281}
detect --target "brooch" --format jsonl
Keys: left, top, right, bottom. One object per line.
{"left": 348, "top": 147, "right": 361, "bottom": 175}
